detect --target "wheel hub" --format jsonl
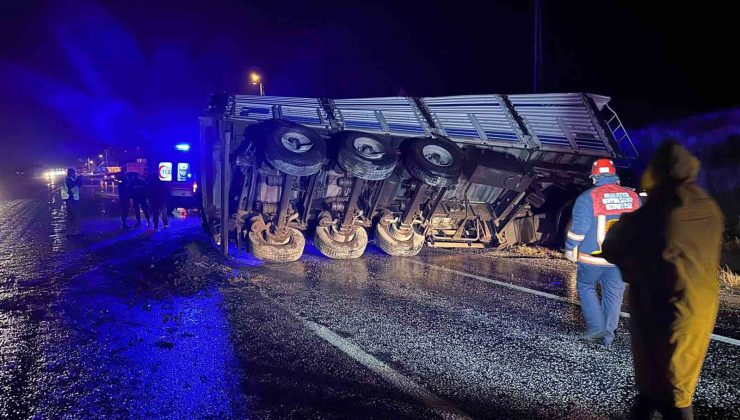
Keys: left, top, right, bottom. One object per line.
{"left": 262, "top": 226, "right": 291, "bottom": 245}
{"left": 353, "top": 137, "right": 385, "bottom": 160}
{"left": 329, "top": 225, "right": 357, "bottom": 243}
{"left": 281, "top": 132, "right": 314, "bottom": 153}
{"left": 389, "top": 223, "right": 414, "bottom": 241}
{"left": 422, "top": 145, "right": 453, "bottom": 167}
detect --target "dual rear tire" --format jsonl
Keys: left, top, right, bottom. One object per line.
{"left": 259, "top": 120, "right": 327, "bottom": 177}
{"left": 337, "top": 132, "right": 397, "bottom": 180}
{"left": 314, "top": 226, "right": 368, "bottom": 259}
{"left": 403, "top": 137, "right": 464, "bottom": 187}
{"left": 374, "top": 222, "right": 425, "bottom": 257}
{"left": 315, "top": 131, "right": 395, "bottom": 259}
{"left": 239, "top": 121, "right": 465, "bottom": 261}
{"left": 249, "top": 227, "right": 306, "bottom": 263}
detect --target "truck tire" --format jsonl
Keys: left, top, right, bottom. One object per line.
{"left": 374, "top": 222, "right": 424, "bottom": 257}
{"left": 249, "top": 227, "right": 305, "bottom": 262}
{"left": 259, "top": 120, "right": 327, "bottom": 177}
{"left": 337, "top": 132, "right": 397, "bottom": 180}
{"left": 403, "top": 137, "right": 464, "bottom": 187}
{"left": 314, "top": 225, "right": 368, "bottom": 259}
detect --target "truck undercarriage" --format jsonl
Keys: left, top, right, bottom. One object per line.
{"left": 199, "top": 92, "right": 636, "bottom": 262}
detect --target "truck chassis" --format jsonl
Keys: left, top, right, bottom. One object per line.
{"left": 199, "top": 92, "right": 636, "bottom": 262}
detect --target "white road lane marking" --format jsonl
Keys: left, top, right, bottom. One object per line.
{"left": 412, "top": 260, "right": 740, "bottom": 347}
{"left": 252, "top": 283, "right": 471, "bottom": 419}
{"left": 302, "top": 318, "right": 472, "bottom": 419}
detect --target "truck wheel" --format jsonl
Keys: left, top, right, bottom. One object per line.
{"left": 403, "top": 137, "right": 464, "bottom": 187}
{"left": 374, "top": 222, "right": 424, "bottom": 257}
{"left": 259, "top": 120, "right": 327, "bottom": 176}
{"left": 314, "top": 225, "right": 368, "bottom": 259}
{"left": 337, "top": 132, "right": 397, "bottom": 180}
{"left": 249, "top": 227, "right": 305, "bottom": 262}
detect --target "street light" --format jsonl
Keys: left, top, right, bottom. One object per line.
{"left": 250, "top": 72, "right": 265, "bottom": 96}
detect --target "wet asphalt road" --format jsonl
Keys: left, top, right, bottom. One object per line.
{"left": 1, "top": 179, "right": 739, "bottom": 419}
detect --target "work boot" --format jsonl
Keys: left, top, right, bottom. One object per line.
{"left": 121, "top": 221, "right": 128, "bottom": 229}
{"left": 600, "top": 335, "right": 614, "bottom": 349}
{"left": 580, "top": 330, "right": 607, "bottom": 342}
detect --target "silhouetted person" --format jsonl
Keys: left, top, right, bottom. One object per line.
{"left": 564, "top": 158, "right": 640, "bottom": 347}
{"left": 118, "top": 172, "right": 131, "bottom": 229}
{"left": 128, "top": 172, "right": 150, "bottom": 227}
{"left": 602, "top": 142, "right": 724, "bottom": 420}
{"left": 147, "top": 172, "right": 170, "bottom": 230}
{"left": 63, "top": 168, "right": 83, "bottom": 235}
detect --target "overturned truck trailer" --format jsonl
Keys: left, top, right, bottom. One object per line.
{"left": 199, "top": 92, "right": 637, "bottom": 262}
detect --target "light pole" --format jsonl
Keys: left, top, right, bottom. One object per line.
{"left": 533, "top": 0, "right": 543, "bottom": 93}
{"left": 250, "top": 72, "right": 265, "bottom": 96}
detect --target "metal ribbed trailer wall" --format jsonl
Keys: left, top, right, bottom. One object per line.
{"left": 202, "top": 91, "right": 637, "bottom": 261}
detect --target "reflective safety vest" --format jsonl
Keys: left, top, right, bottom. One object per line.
{"left": 565, "top": 177, "right": 640, "bottom": 266}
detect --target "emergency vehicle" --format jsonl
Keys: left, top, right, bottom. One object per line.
{"left": 153, "top": 144, "right": 198, "bottom": 210}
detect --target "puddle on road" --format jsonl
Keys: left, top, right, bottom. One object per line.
{"left": 1, "top": 185, "right": 248, "bottom": 418}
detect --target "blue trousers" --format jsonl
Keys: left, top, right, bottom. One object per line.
{"left": 576, "top": 263, "right": 626, "bottom": 345}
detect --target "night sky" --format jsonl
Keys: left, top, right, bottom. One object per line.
{"left": 1, "top": 0, "right": 737, "bottom": 168}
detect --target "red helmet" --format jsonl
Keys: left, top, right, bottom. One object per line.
{"left": 591, "top": 158, "right": 616, "bottom": 177}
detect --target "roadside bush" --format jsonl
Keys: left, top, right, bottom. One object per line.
{"left": 719, "top": 265, "right": 740, "bottom": 289}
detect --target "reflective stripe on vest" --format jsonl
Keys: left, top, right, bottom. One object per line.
{"left": 578, "top": 253, "right": 614, "bottom": 266}
{"left": 567, "top": 231, "right": 585, "bottom": 241}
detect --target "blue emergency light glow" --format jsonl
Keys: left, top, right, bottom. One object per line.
{"left": 175, "top": 143, "right": 191, "bottom": 151}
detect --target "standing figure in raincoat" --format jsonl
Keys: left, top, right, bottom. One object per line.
{"left": 601, "top": 141, "right": 724, "bottom": 420}
{"left": 564, "top": 158, "right": 640, "bottom": 347}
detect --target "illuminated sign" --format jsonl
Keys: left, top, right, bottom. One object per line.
{"left": 177, "top": 163, "right": 190, "bottom": 181}
{"left": 158, "top": 162, "right": 172, "bottom": 181}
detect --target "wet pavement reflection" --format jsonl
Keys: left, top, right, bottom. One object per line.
{"left": 1, "top": 179, "right": 739, "bottom": 419}
{"left": 231, "top": 244, "right": 740, "bottom": 419}
{"left": 0, "top": 182, "right": 246, "bottom": 418}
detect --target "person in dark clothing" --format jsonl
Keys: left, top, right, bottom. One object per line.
{"left": 118, "top": 172, "right": 131, "bottom": 229}
{"left": 563, "top": 158, "right": 641, "bottom": 347}
{"left": 602, "top": 142, "right": 724, "bottom": 420}
{"left": 128, "top": 172, "right": 150, "bottom": 227}
{"left": 63, "top": 168, "right": 83, "bottom": 235}
{"left": 147, "top": 172, "right": 170, "bottom": 230}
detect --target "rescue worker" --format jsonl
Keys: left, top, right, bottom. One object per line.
{"left": 63, "top": 168, "right": 83, "bottom": 235}
{"left": 601, "top": 141, "right": 723, "bottom": 419}
{"left": 128, "top": 172, "right": 150, "bottom": 227}
{"left": 564, "top": 158, "right": 640, "bottom": 347}
{"left": 147, "top": 172, "right": 170, "bottom": 230}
